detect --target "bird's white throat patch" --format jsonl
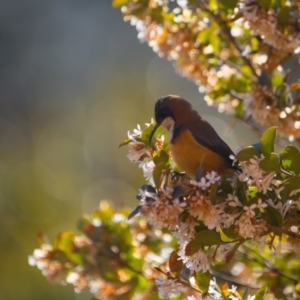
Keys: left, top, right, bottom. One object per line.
{"left": 161, "top": 117, "right": 175, "bottom": 141}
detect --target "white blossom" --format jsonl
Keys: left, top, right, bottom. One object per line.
{"left": 139, "top": 159, "right": 155, "bottom": 179}
{"left": 189, "top": 193, "right": 221, "bottom": 230}
{"left": 208, "top": 277, "right": 222, "bottom": 299}
{"left": 227, "top": 194, "right": 243, "bottom": 207}
{"left": 127, "top": 140, "right": 151, "bottom": 162}
{"left": 178, "top": 247, "right": 210, "bottom": 273}
{"left": 155, "top": 276, "right": 186, "bottom": 299}
{"left": 256, "top": 198, "right": 267, "bottom": 212}
{"left": 205, "top": 171, "right": 221, "bottom": 184}
{"left": 190, "top": 177, "right": 211, "bottom": 190}
{"left": 243, "top": 204, "right": 256, "bottom": 218}
{"left": 237, "top": 213, "right": 256, "bottom": 238}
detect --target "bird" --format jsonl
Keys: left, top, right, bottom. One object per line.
{"left": 149, "top": 95, "right": 239, "bottom": 180}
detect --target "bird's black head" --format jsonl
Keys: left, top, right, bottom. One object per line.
{"left": 154, "top": 95, "right": 193, "bottom": 124}
{"left": 154, "top": 96, "right": 176, "bottom": 125}
{"left": 149, "top": 95, "right": 193, "bottom": 144}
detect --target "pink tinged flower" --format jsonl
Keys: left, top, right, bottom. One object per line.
{"left": 128, "top": 124, "right": 142, "bottom": 138}
{"left": 256, "top": 198, "right": 267, "bottom": 212}
{"left": 205, "top": 171, "right": 220, "bottom": 184}
{"left": 290, "top": 226, "right": 299, "bottom": 233}
{"left": 180, "top": 248, "right": 210, "bottom": 273}
{"left": 155, "top": 276, "right": 186, "bottom": 299}
{"left": 243, "top": 204, "right": 256, "bottom": 218}
{"left": 186, "top": 296, "right": 197, "bottom": 300}
{"left": 173, "top": 198, "right": 187, "bottom": 213}
{"left": 260, "top": 171, "right": 275, "bottom": 194}
{"left": 237, "top": 213, "right": 256, "bottom": 238}
{"left": 208, "top": 277, "right": 222, "bottom": 299}
{"left": 222, "top": 212, "right": 242, "bottom": 228}
{"left": 227, "top": 194, "right": 242, "bottom": 207}
{"left": 190, "top": 177, "right": 211, "bottom": 189}
{"left": 174, "top": 219, "right": 197, "bottom": 245}
{"left": 247, "top": 157, "right": 262, "bottom": 179}
{"left": 189, "top": 195, "right": 221, "bottom": 230}
{"left": 139, "top": 160, "right": 155, "bottom": 179}
{"left": 127, "top": 141, "right": 151, "bottom": 162}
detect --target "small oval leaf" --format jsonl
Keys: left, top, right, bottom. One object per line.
{"left": 194, "top": 271, "right": 212, "bottom": 292}
{"left": 186, "top": 230, "right": 222, "bottom": 255}
{"left": 259, "top": 153, "right": 280, "bottom": 172}
{"left": 153, "top": 150, "right": 169, "bottom": 165}
{"left": 260, "top": 127, "right": 277, "bottom": 156}
{"left": 236, "top": 147, "right": 259, "bottom": 161}
{"left": 281, "top": 146, "right": 300, "bottom": 175}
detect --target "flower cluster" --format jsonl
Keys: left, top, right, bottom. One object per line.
{"left": 116, "top": 0, "right": 300, "bottom": 138}
{"left": 240, "top": 0, "right": 300, "bottom": 53}
{"left": 30, "top": 121, "right": 300, "bottom": 299}
{"left": 29, "top": 202, "right": 172, "bottom": 300}
{"left": 123, "top": 122, "right": 300, "bottom": 299}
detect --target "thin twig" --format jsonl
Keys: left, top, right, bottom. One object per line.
{"left": 210, "top": 270, "right": 259, "bottom": 290}
{"left": 240, "top": 244, "right": 299, "bottom": 282}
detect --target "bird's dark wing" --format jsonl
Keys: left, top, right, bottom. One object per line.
{"left": 187, "top": 116, "right": 235, "bottom": 168}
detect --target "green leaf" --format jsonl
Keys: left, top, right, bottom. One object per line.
{"left": 265, "top": 205, "right": 282, "bottom": 227}
{"left": 54, "top": 230, "right": 75, "bottom": 250}
{"left": 281, "top": 146, "right": 300, "bottom": 175}
{"left": 152, "top": 162, "right": 165, "bottom": 189}
{"left": 250, "top": 37, "right": 259, "bottom": 52}
{"left": 283, "top": 176, "right": 300, "bottom": 198}
{"left": 54, "top": 230, "right": 84, "bottom": 265}
{"left": 208, "top": 0, "right": 218, "bottom": 10}
{"left": 186, "top": 230, "right": 222, "bottom": 255}
{"left": 260, "top": 127, "right": 277, "bottom": 156}
{"left": 153, "top": 150, "right": 169, "bottom": 165}
{"left": 197, "top": 28, "right": 211, "bottom": 44}
{"left": 112, "top": 0, "right": 130, "bottom": 8}
{"left": 255, "top": 287, "right": 268, "bottom": 300}
{"left": 271, "top": 72, "right": 284, "bottom": 87}
{"left": 210, "top": 35, "right": 220, "bottom": 54}
{"left": 259, "top": 152, "right": 280, "bottom": 172}
{"left": 119, "top": 138, "right": 131, "bottom": 148}
{"left": 236, "top": 146, "right": 259, "bottom": 161}
{"left": 194, "top": 271, "right": 212, "bottom": 292}
{"left": 236, "top": 180, "right": 248, "bottom": 206}
{"left": 248, "top": 186, "right": 259, "bottom": 198}
{"left": 219, "top": 227, "right": 234, "bottom": 242}
{"left": 141, "top": 123, "right": 155, "bottom": 144}
{"left": 221, "top": 226, "right": 239, "bottom": 241}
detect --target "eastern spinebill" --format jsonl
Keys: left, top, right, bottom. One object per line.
{"left": 149, "top": 95, "right": 239, "bottom": 179}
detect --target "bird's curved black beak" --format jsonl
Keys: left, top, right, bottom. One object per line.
{"left": 149, "top": 122, "right": 160, "bottom": 145}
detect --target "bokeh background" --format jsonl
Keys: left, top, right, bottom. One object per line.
{"left": 0, "top": 1, "right": 257, "bottom": 299}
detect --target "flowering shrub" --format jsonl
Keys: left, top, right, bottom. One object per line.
{"left": 30, "top": 122, "right": 300, "bottom": 299}
{"left": 29, "top": 1, "right": 300, "bottom": 299}
{"left": 113, "top": 0, "right": 300, "bottom": 139}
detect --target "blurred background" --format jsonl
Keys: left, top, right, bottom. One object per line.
{"left": 0, "top": 1, "right": 257, "bottom": 299}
